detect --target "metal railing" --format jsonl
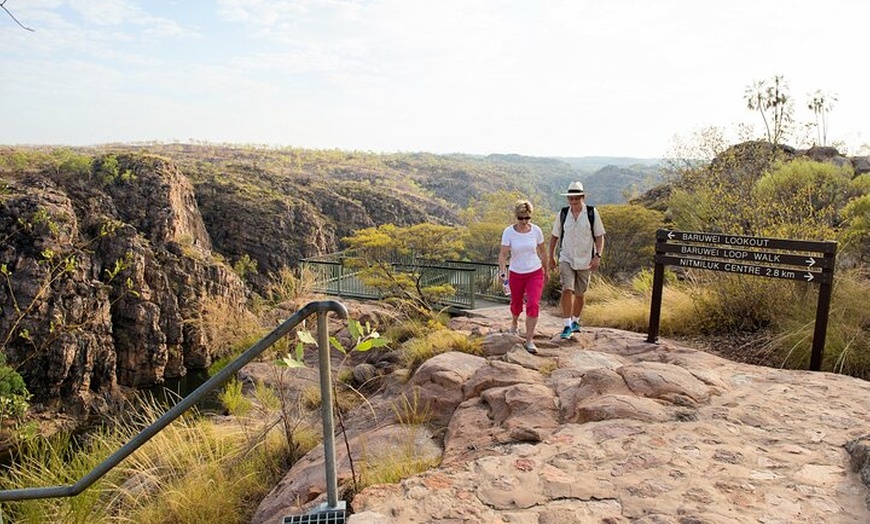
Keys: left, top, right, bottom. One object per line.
{"left": 302, "top": 254, "right": 508, "bottom": 309}
{"left": 0, "top": 300, "right": 349, "bottom": 512}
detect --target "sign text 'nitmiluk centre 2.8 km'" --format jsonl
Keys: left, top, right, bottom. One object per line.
{"left": 654, "top": 230, "right": 834, "bottom": 284}
{"left": 647, "top": 229, "right": 837, "bottom": 372}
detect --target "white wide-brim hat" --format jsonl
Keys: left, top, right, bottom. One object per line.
{"left": 560, "top": 181, "right": 586, "bottom": 196}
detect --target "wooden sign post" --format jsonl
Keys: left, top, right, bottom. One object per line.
{"left": 647, "top": 230, "right": 837, "bottom": 371}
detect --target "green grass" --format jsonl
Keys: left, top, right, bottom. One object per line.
{"left": 219, "top": 378, "right": 253, "bottom": 416}
{"left": 0, "top": 398, "right": 296, "bottom": 524}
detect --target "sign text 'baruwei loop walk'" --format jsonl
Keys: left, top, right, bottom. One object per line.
{"left": 647, "top": 229, "right": 837, "bottom": 371}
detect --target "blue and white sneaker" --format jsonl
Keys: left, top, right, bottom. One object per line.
{"left": 560, "top": 326, "right": 573, "bottom": 339}
{"left": 571, "top": 321, "right": 582, "bottom": 333}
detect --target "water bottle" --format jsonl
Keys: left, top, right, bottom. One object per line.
{"left": 501, "top": 273, "right": 510, "bottom": 296}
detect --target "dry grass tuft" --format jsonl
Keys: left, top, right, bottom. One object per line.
{"left": 401, "top": 329, "right": 482, "bottom": 372}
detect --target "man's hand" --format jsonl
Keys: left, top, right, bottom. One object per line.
{"left": 590, "top": 256, "right": 601, "bottom": 271}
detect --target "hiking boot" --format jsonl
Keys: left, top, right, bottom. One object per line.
{"left": 571, "top": 321, "right": 582, "bottom": 333}
{"left": 508, "top": 327, "right": 519, "bottom": 335}
{"left": 560, "top": 326, "right": 573, "bottom": 339}
{"left": 523, "top": 341, "right": 538, "bottom": 354}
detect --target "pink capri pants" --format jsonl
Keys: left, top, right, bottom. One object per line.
{"left": 508, "top": 267, "right": 545, "bottom": 318}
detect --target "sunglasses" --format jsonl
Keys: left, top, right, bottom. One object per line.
{"left": 516, "top": 216, "right": 531, "bottom": 221}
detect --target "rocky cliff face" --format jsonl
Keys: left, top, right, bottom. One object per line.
{"left": 0, "top": 153, "right": 246, "bottom": 416}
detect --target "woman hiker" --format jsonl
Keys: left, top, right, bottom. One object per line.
{"left": 498, "top": 200, "right": 547, "bottom": 354}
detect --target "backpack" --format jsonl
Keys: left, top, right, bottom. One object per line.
{"left": 557, "top": 205, "right": 596, "bottom": 254}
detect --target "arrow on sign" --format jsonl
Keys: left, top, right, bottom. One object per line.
{"left": 804, "top": 273, "right": 814, "bottom": 282}
{"left": 667, "top": 231, "right": 675, "bottom": 240}
{"left": 806, "top": 257, "right": 816, "bottom": 267}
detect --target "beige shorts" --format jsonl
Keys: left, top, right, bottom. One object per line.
{"left": 559, "top": 261, "right": 591, "bottom": 295}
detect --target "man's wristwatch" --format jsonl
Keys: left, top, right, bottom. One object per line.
{"left": 594, "top": 253, "right": 601, "bottom": 258}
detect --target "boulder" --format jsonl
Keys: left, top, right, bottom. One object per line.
{"left": 408, "top": 351, "right": 487, "bottom": 425}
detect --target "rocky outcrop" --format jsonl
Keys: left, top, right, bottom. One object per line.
{"left": 0, "top": 153, "right": 246, "bottom": 415}
{"left": 251, "top": 307, "right": 870, "bottom": 523}
{"left": 634, "top": 141, "right": 870, "bottom": 212}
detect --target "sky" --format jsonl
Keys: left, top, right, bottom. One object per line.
{"left": 2, "top": 0, "right": 868, "bottom": 158}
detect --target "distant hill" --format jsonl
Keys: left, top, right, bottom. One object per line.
{"left": 554, "top": 156, "right": 662, "bottom": 173}
{"left": 475, "top": 154, "right": 664, "bottom": 208}
{"left": 578, "top": 163, "right": 665, "bottom": 205}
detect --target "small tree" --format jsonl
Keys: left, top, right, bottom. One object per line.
{"left": 744, "top": 75, "right": 793, "bottom": 148}
{"left": 807, "top": 90, "right": 838, "bottom": 147}
{"left": 343, "top": 223, "right": 464, "bottom": 314}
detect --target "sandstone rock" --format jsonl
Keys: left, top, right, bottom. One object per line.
{"left": 481, "top": 382, "right": 559, "bottom": 443}
{"left": 0, "top": 153, "right": 247, "bottom": 417}
{"left": 480, "top": 331, "right": 521, "bottom": 356}
{"left": 853, "top": 156, "right": 870, "bottom": 175}
{"left": 462, "top": 359, "right": 544, "bottom": 399}
{"left": 569, "top": 393, "right": 672, "bottom": 424}
{"left": 617, "top": 361, "right": 715, "bottom": 406}
{"left": 408, "top": 351, "right": 487, "bottom": 425}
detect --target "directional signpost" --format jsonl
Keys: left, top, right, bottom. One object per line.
{"left": 647, "top": 229, "right": 837, "bottom": 371}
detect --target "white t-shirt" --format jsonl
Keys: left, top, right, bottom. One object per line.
{"left": 501, "top": 224, "right": 545, "bottom": 274}
{"left": 551, "top": 204, "right": 606, "bottom": 270}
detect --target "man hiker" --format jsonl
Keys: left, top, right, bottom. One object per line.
{"left": 548, "top": 181, "right": 606, "bottom": 339}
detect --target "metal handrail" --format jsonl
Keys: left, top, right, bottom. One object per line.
{"left": 0, "top": 299, "right": 348, "bottom": 503}
{"left": 302, "top": 254, "right": 501, "bottom": 309}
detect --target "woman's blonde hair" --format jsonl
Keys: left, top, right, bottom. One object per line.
{"left": 514, "top": 200, "right": 533, "bottom": 216}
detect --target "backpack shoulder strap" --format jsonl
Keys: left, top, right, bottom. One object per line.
{"left": 558, "top": 206, "right": 568, "bottom": 249}
{"left": 587, "top": 205, "right": 595, "bottom": 235}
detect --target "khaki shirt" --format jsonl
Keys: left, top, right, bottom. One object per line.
{"left": 552, "top": 205, "right": 606, "bottom": 270}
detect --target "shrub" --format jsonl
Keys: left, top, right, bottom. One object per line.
{"left": 383, "top": 316, "right": 440, "bottom": 344}
{"left": 688, "top": 274, "right": 787, "bottom": 333}
{"left": 401, "top": 329, "right": 482, "bottom": 372}
{"left": 596, "top": 204, "right": 665, "bottom": 280}
{"left": 0, "top": 355, "right": 30, "bottom": 423}
{"left": 232, "top": 254, "right": 258, "bottom": 282}
{"left": 264, "top": 265, "right": 318, "bottom": 304}
{"left": 219, "top": 378, "right": 252, "bottom": 416}
{"left": 840, "top": 194, "right": 870, "bottom": 264}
